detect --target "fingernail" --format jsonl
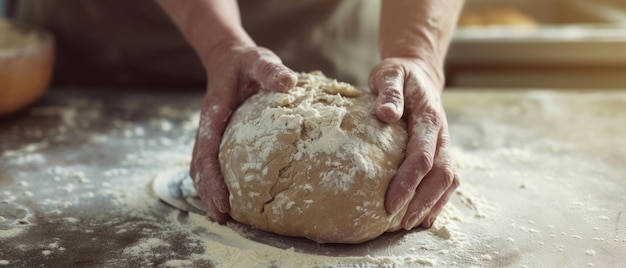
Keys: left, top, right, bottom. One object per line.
{"left": 390, "top": 196, "right": 405, "bottom": 214}
{"left": 404, "top": 213, "right": 419, "bottom": 230}
{"left": 277, "top": 71, "right": 297, "bottom": 90}
{"left": 377, "top": 103, "right": 402, "bottom": 123}
{"left": 428, "top": 216, "right": 437, "bottom": 227}
{"left": 380, "top": 102, "right": 397, "bottom": 112}
{"left": 421, "top": 216, "right": 435, "bottom": 228}
{"left": 404, "top": 214, "right": 416, "bottom": 230}
{"left": 214, "top": 197, "right": 229, "bottom": 213}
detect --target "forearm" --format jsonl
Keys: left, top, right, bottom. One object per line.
{"left": 380, "top": 0, "right": 464, "bottom": 82}
{"left": 157, "top": 0, "right": 254, "bottom": 65}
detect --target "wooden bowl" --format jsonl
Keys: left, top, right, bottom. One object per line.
{"left": 0, "top": 19, "right": 55, "bottom": 116}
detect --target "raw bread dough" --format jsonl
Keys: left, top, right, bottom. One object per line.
{"left": 219, "top": 71, "right": 413, "bottom": 244}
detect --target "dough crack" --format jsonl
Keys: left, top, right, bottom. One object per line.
{"left": 220, "top": 72, "right": 410, "bottom": 243}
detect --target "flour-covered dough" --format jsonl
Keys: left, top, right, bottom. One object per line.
{"left": 219, "top": 71, "right": 414, "bottom": 244}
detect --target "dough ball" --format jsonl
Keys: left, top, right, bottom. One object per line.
{"left": 219, "top": 71, "right": 414, "bottom": 244}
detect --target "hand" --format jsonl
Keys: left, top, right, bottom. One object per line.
{"left": 190, "top": 42, "right": 297, "bottom": 223}
{"left": 369, "top": 58, "right": 460, "bottom": 230}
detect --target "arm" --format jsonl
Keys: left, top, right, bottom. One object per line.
{"left": 158, "top": 0, "right": 297, "bottom": 223}
{"left": 380, "top": 0, "right": 462, "bottom": 73}
{"left": 156, "top": 0, "right": 253, "bottom": 66}
{"left": 369, "top": 0, "right": 464, "bottom": 229}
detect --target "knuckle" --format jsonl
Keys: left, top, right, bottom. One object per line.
{"left": 380, "top": 66, "right": 403, "bottom": 79}
{"left": 398, "top": 177, "right": 419, "bottom": 192}
{"left": 439, "top": 133, "right": 452, "bottom": 147}
{"left": 450, "top": 175, "right": 461, "bottom": 189}
{"left": 414, "top": 106, "right": 443, "bottom": 128}
{"left": 381, "top": 87, "right": 403, "bottom": 103}
{"left": 244, "top": 47, "right": 267, "bottom": 58}
{"left": 440, "top": 169, "right": 455, "bottom": 188}
{"left": 415, "top": 150, "right": 435, "bottom": 173}
{"left": 256, "top": 62, "right": 284, "bottom": 84}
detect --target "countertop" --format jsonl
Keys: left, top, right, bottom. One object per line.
{"left": 1, "top": 88, "right": 625, "bottom": 267}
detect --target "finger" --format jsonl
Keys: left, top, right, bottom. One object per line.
{"left": 385, "top": 107, "right": 442, "bottom": 215}
{"left": 189, "top": 130, "right": 200, "bottom": 179}
{"left": 196, "top": 156, "right": 231, "bottom": 214}
{"left": 401, "top": 127, "right": 456, "bottom": 230}
{"left": 420, "top": 172, "right": 460, "bottom": 229}
{"left": 246, "top": 48, "right": 297, "bottom": 93}
{"left": 200, "top": 185, "right": 230, "bottom": 223}
{"left": 369, "top": 62, "right": 405, "bottom": 123}
{"left": 192, "top": 96, "right": 233, "bottom": 222}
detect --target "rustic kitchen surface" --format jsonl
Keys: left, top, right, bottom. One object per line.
{"left": 1, "top": 88, "right": 624, "bottom": 267}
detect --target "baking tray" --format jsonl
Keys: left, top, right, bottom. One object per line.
{"left": 449, "top": 0, "right": 626, "bottom": 65}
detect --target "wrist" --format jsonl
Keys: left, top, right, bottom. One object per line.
{"left": 157, "top": 0, "right": 255, "bottom": 70}
{"left": 198, "top": 33, "right": 254, "bottom": 69}
{"left": 410, "top": 58, "right": 446, "bottom": 93}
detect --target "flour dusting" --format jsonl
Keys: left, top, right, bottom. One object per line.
{"left": 219, "top": 72, "right": 409, "bottom": 243}
{"left": 0, "top": 89, "right": 624, "bottom": 266}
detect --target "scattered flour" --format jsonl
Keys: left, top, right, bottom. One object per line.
{"left": 0, "top": 228, "right": 25, "bottom": 240}
{"left": 220, "top": 72, "right": 410, "bottom": 243}
{"left": 172, "top": 212, "right": 440, "bottom": 267}
{"left": 163, "top": 259, "right": 193, "bottom": 267}
{"left": 123, "top": 238, "right": 171, "bottom": 257}
{"left": 585, "top": 249, "right": 597, "bottom": 256}
{"left": 58, "top": 201, "right": 73, "bottom": 208}
{"left": 1, "top": 90, "right": 625, "bottom": 267}
{"left": 62, "top": 217, "right": 80, "bottom": 223}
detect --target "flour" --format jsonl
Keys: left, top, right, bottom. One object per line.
{"left": 3, "top": 143, "right": 48, "bottom": 165}
{"left": 62, "top": 217, "right": 80, "bottom": 223}
{"left": 163, "top": 259, "right": 193, "bottom": 267}
{"left": 1, "top": 90, "right": 625, "bottom": 266}
{"left": 0, "top": 19, "right": 42, "bottom": 51}
{"left": 220, "top": 72, "right": 412, "bottom": 243}
{"left": 166, "top": 211, "right": 444, "bottom": 267}
{"left": 30, "top": 106, "right": 78, "bottom": 127}
{"left": 0, "top": 228, "right": 25, "bottom": 240}
{"left": 61, "top": 184, "right": 76, "bottom": 193}
{"left": 123, "top": 238, "right": 171, "bottom": 257}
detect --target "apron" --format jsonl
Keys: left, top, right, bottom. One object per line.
{"left": 15, "top": 0, "right": 380, "bottom": 88}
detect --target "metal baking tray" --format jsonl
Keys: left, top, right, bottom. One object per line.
{"left": 448, "top": 0, "right": 626, "bottom": 65}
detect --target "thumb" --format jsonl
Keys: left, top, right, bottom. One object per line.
{"left": 369, "top": 61, "right": 406, "bottom": 123}
{"left": 246, "top": 48, "right": 297, "bottom": 93}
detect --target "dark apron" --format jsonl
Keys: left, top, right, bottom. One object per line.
{"left": 15, "top": 1, "right": 379, "bottom": 88}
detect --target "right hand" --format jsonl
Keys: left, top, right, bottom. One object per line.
{"left": 369, "top": 58, "right": 460, "bottom": 230}
{"left": 190, "top": 42, "right": 297, "bottom": 223}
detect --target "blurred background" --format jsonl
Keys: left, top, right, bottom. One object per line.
{"left": 447, "top": 0, "right": 626, "bottom": 89}
{"left": 2, "top": 0, "right": 626, "bottom": 90}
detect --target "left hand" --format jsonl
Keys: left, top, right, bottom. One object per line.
{"left": 369, "top": 57, "right": 460, "bottom": 230}
{"left": 190, "top": 43, "right": 297, "bottom": 223}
